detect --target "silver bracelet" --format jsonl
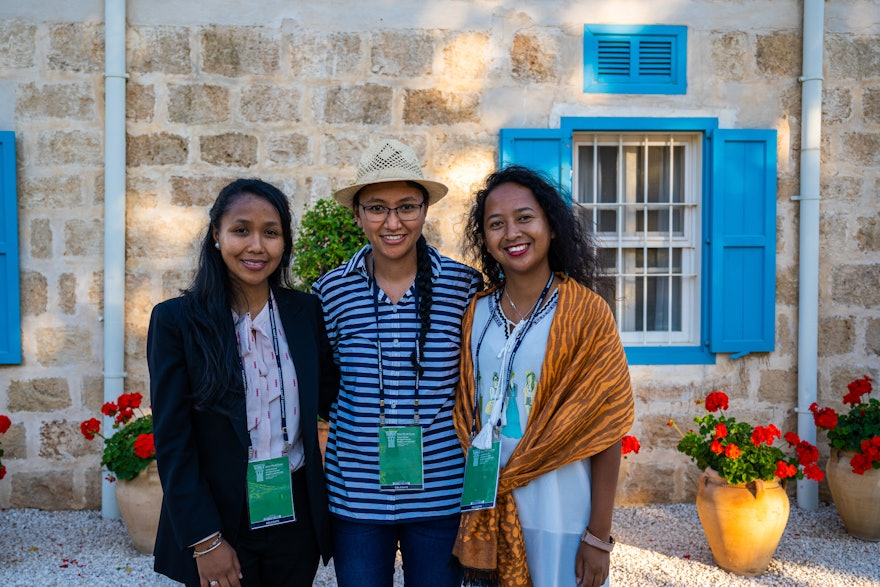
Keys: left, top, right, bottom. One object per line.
{"left": 192, "top": 533, "right": 223, "bottom": 558}
{"left": 580, "top": 527, "right": 615, "bottom": 552}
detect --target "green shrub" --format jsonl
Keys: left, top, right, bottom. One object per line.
{"left": 292, "top": 199, "right": 365, "bottom": 290}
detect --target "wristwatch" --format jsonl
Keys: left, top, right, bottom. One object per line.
{"left": 580, "top": 527, "right": 615, "bottom": 552}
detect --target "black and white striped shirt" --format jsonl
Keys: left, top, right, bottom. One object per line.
{"left": 313, "top": 244, "right": 482, "bottom": 522}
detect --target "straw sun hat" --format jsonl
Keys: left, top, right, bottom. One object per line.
{"left": 332, "top": 139, "right": 448, "bottom": 207}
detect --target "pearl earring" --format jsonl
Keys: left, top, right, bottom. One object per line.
{"left": 214, "top": 242, "right": 220, "bottom": 250}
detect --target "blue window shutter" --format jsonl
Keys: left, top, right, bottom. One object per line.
{"left": 499, "top": 128, "right": 571, "bottom": 194}
{"left": 0, "top": 131, "right": 21, "bottom": 364}
{"left": 709, "top": 129, "right": 777, "bottom": 356}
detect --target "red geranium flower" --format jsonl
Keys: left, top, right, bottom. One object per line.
{"left": 133, "top": 433, "right": 155, "bottom": 459}
{"left": 100, "top": 402, "right": 118, "bottom": 417}
{"left": 784, "top": 431, "right": 800, "bottom": 446}
{"left": 0, "top": 465, "right": 6, "bottom": 480}
{"left": 710, "top": 440, "right": 723, "bottom": 455}
{"left": 714, "top": 424, "right": 728, "bottom": 439}
{"left": 0, "top": 414, "right": 11, "bottom": 434}
{"left": 704, "top": 391, "right": 729, "bottom": 413}
{"left": 774, "top": 461, "right": 797, "bottom": 479}
{"left": 117, "top": 392, "right": 143, "bottom": 411}
{"left": 621, "top": 435, "right": 640, "bottom": 455}
{"left": 803, "top": 463, "right": 825, "bottom": 482}
{"left": 724, "top": 444, "right": 741, "bottom": 459}
{"left": 843, "top": 375, "right": 873, "bottom": 406}
{"left": 810, "top": 403, "right": 839, "bottom": 430}
{"left": 795, "top": 441, "right": 819, "bottom": 466}
{"left": 751, "top": 424, "right": 781, "bottom": 447}
{"left": 80, "top": 418, "right": 101, "bottom": 440}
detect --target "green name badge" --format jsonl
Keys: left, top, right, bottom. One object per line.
{"left": 247, "top": 456, "right": 295, "bottom": 530}
{"left": 460, "top": 441, "right": 501, "bottom": 512}
{"left": 378, "top": 426, "right": 424, "bottom": 491}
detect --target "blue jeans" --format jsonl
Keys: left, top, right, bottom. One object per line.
{"left": 332, "top": 514, "right": 462, "bottom": 587}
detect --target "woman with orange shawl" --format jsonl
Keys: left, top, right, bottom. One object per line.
{"left": 453, "top": 166, "right": 634, "bottom": 587}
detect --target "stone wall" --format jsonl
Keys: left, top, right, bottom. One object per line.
{"left": 0, "top": 0, "right": 878, "bottom": 509}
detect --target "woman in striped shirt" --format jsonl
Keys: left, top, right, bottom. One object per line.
{"left": 312, "top": 139, "right": 482, "bottom": 587}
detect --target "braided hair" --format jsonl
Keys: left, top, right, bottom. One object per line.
{"left": 412, "top": 235, "right": 434, "bottom": 376}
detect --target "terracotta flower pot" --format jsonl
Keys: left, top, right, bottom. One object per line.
{"left": 115, "top": 461, "right": 163, "bottom": 554}
{"left": 695, "top": 468, "right": 790, "bottom": 577}
{"left": 826, "top": 449, "right": 880, "bottom": 541}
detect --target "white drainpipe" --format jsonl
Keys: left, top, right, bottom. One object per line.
{"left": 796, "top": 0, "right": 824, "bottom": 511}
{"left": 102, "top": 0, "right": 128, "bottom": 518}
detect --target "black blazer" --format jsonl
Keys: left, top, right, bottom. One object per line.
{"left": 146, "top": 287, "right": 338, "bottom": 585}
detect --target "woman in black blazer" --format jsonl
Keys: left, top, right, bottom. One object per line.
{"left": 147, "top": 178, "right": 338, "bottom": 587}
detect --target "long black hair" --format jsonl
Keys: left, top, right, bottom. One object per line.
{"left": 354, "top": 181, "right": 434, "bottom": 376}
{"left": 182, "top": 178, "right": 295, "bottom": 410}
{"left": 463, "top": 165, "right": 613, "bottom": 301}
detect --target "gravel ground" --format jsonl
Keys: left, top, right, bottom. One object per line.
{"left": 1, "top": 503, "right": 878, "bottom": 587}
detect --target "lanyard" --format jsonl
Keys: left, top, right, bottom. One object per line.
{"left": 239, "top": 295, "right": 291, "bottom": 458}
{"left": 371, "top": 256, "right": 421, "bottom": 427}
{"left": 470, "top": 274, "right": 554, "bottom": 438}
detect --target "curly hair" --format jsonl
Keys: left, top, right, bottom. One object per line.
{"left": 463, "top": 165, "right": 613, "bottom": 301}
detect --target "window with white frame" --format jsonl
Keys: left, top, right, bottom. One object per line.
{"left": 573, "top": 132, "right": 701, "bottom": 346}
{"left": 499, "top": 117, "right": 777, "bottom": 365}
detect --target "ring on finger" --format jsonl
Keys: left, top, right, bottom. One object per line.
{"left": 209, "top": 581, "right": 219, "bottom": 586}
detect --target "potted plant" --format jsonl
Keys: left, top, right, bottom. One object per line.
{"left": 669, "top": 391, "right": 823, "bottom": 577}
{"left": 0, "top": 413, "right": 10, "bottom": 480}
{"left": 811, "top": 374, "right": 880, "bottom": 540}
{"left": 80, "top": 392, "right": 161, "bottom": 553}
{"left": 291, "top": 198, "right": 365, "bottom": 291}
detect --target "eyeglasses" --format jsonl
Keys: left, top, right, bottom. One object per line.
{"left": 358, "top": 202, "right": 425, "bottom": 222}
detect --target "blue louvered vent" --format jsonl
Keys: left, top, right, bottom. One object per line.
{"left": 584, "top": 25, "right": 686, "bottom": 94}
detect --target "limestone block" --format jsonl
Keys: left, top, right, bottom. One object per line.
{"left": 371, "top": 30, "right": 434, "bottom": 77}
{"left": 0, "top": 20, "right": 36, "bottom": 68}
{"left": 48, "top": 22, "right": 103, "bottom": 72}
{"left": 865, "top": 87, "right": 880, "bottom": 124}
{"left": 20, "top": 175, "right": 82, "bottom": 210}
{"left": 826, "top": 35, "right": 880, "bottom": 81}
{"left": 36, "top": 131, "right": 102, "bottom": 166}
{"left": 84, "top": 467, "right": 102, "bottom": 509}
{"left": 168, "top": 84, "right": 230, "bottom": 124}
{"left": 39, "top": 420, "right": 94, "bottom": 459}
{"left": 757, "top": 369, "right": 798, "bottom": 404}
{"left": 619, "top": 462, "right": 679, "bottom": 505}
{"left": 83, "top": 375, "right": 104, "bottom": 412}
{"left": 34, "top": 326, "right": 93, "bottom": 367}
{"left": 776, "top": 313, "right": 795, "bottom": 357}
{"left": 64, "top": 219, "right": 103, "bottom": 256}
{"left": 201, "top": 26, "right": 279, "bottom": 76}
{"left": 126, "top": 83, "right": 156, "bottom": 123}
{"left": 820, "top": 174, "right": 863, "bottom": 204}
{"left": 711, "top": 32, "right": 749, "bottom": 82}
{"left": 266, "top": 134, "right": 309, "bottom": 165}
{"left": 320, "top": 84, "right": 393, "bottom": 125}
{"left": 161, "top": 270, "right": 193, "bottom": 302}
{"left": 8, "top": 378, "right": 71, "bottom": 411}
{"left": 170, "top": 175, "right": 231, "bottom": 207}
{"left": 9, "top": 471, "right": 78, "bottom": 510}
{"left": 21, "top": 271, "right": 47, "bottom": 316}
{"left": 200, "top": 133, "right": 258, "bottom": 168}
{"left": 403, "top": 89, "right": 479, "bottom": 125}
{"left": 88, "top": 271, "right": 103, "bottom": 309}
{"left": 0, "top": 423, "right": 26, "bottom": 459}
{"left": 16, "top": 82, "right": 95, "bottom": 120}
{"left": 822, "top": 88, "right": 853, "bottom": 126}
{"left": 818, "top": 316, "right": 855, "bottom": 356}
{"left": 441, "top": 32, "right": 491, "bottom": 82}
{"left": 841, "top": 132, "right": 880, "bottom": 167}
{"left": 289, "top": 31, "right": 361, "bottom": 78}
{"left": 59, "top": 273, "right": 76, "bottom": 314}
{"left": 511, "top": 31, "right": 558, "bottom": 83}
{"left": 867, "top": 318, "right": 880, "bottom": 358}
{"left": 126, "top": 176, "right": 159, "bottom": 208}
{"left": 29, "top": 218, "right": 53, "bottom": 259}
{"left": 856, "top": 216, "right": 880, "bottom": 252}
{"left": 241, "top": 84, "right": 301, "bottom": 123}
{"left": 129, "top": 26, "right": 191, "bottom": 74}
{"left": 831, "top": 264, "right": 880, "bottom": 307}
{"left": 756, "top": 32, "right": 801, "bottom": 78}
{"left": 127, "top": 133, "right": 188, "bottom": 166}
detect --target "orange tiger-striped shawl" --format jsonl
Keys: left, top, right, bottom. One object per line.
{"left": 452, "top": 275, "right": 635, "bottom": 587}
